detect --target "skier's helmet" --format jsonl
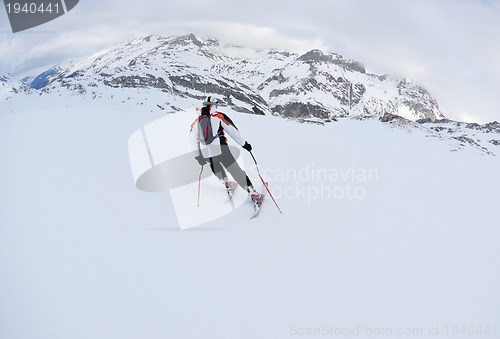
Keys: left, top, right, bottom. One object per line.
{"left": 202, "top": 96, "right": 218, "bottom": 108}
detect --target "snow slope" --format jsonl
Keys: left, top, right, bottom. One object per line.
{"left": 1, "top": 94, "right": 499, "bottom": 339}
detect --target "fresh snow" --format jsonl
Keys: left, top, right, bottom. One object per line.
{"left": 1, "top": 91, "right": 499, "bottom": 339}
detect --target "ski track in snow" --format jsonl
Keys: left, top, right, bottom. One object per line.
{"left": 1, "top": 95, "right": 499, "bottom": 339}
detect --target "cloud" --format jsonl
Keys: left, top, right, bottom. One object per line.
{"left": 0, "top": 30, "right": 119, "bottom": 75}
{"left": 0, "top": 18, "right": 327, "bottom": 75}
{"left": 177, "top": 21, "right": 328, "bottom": 54}
{"left": 0, "top": 0, "right": 499, "bottom": 122}
{"left": 306, "top": 0, "right": 500, "bottom": 123}
{"left": 457, "top": 111, "right": 481, "bottom": 124}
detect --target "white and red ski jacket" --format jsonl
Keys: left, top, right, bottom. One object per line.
{"left": 189, "top": 110, "right": 246, "bottom": 155}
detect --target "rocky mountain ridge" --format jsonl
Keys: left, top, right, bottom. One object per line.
{"left": 0, "top": 74, "right": 32, "bottom": 101}
{"left": 13, "top": 33, "right": 444, "bottom": 121}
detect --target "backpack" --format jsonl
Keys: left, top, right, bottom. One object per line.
{"left": 197, "top": 106, "right": 218, "bottom": 145}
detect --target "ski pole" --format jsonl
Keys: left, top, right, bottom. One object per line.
{"left": 250, "top": 151, "right": 282, "bottom": 214}
{"left": 197, "top": 164, "right": 204, "bottom": 207}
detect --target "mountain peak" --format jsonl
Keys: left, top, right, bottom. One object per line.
{"left": 169, "top": 33, "right": 204, "bottom": 48}
{"left": 298, "top": 49, "right": 365, "bottom": 73}
{"left": 298, "top": 49, "right": 327, "bottom": 62}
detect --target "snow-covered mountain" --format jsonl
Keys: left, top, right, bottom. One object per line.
{"left": 0, "top": 74, "right": 32, "bottom": 102}
{"left": 378, "top": 113, "right": 500, "bottom": 156}
{"left": 417, "top": 118, "right": 500, "bottom": 155}
{"left": 29, "top": 33, "right": 444, "bottom": 121}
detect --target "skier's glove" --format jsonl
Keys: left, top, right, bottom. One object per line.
{"left": 243, "top": 141, "right": 252, "bottom": 152}
{"left": 195, "top": 154, "right": 206, "bottom": 165}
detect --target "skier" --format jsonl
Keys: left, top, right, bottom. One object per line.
{"left": 189, "top": 96, "right": 262, "bottom": 205}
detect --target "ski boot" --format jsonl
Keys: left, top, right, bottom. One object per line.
{"left": 224, "top": 178, "right": 238, "bottom": 197}
{"left": 247, "top": 185, "right": 263, "bottom": 207}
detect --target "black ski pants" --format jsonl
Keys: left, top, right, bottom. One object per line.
{"left": 208, "top": 145, "right": 252, "bottom": 188}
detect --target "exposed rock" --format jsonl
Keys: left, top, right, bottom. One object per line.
{"left": 380, "top": 113, "right": 400, "bottom": 123}
{"left": 298, "top": 49, "right": 365, "bottom": 73}
{"left": 273, "top": 102, "right": 331, "bottom": 119}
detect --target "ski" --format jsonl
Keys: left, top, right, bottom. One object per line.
{"left": 250, "top": 182, "right": 268, "bottom": 219}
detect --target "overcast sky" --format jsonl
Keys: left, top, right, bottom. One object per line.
{"left": 1, "top": 0, "right": 499, "bottom": 122}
